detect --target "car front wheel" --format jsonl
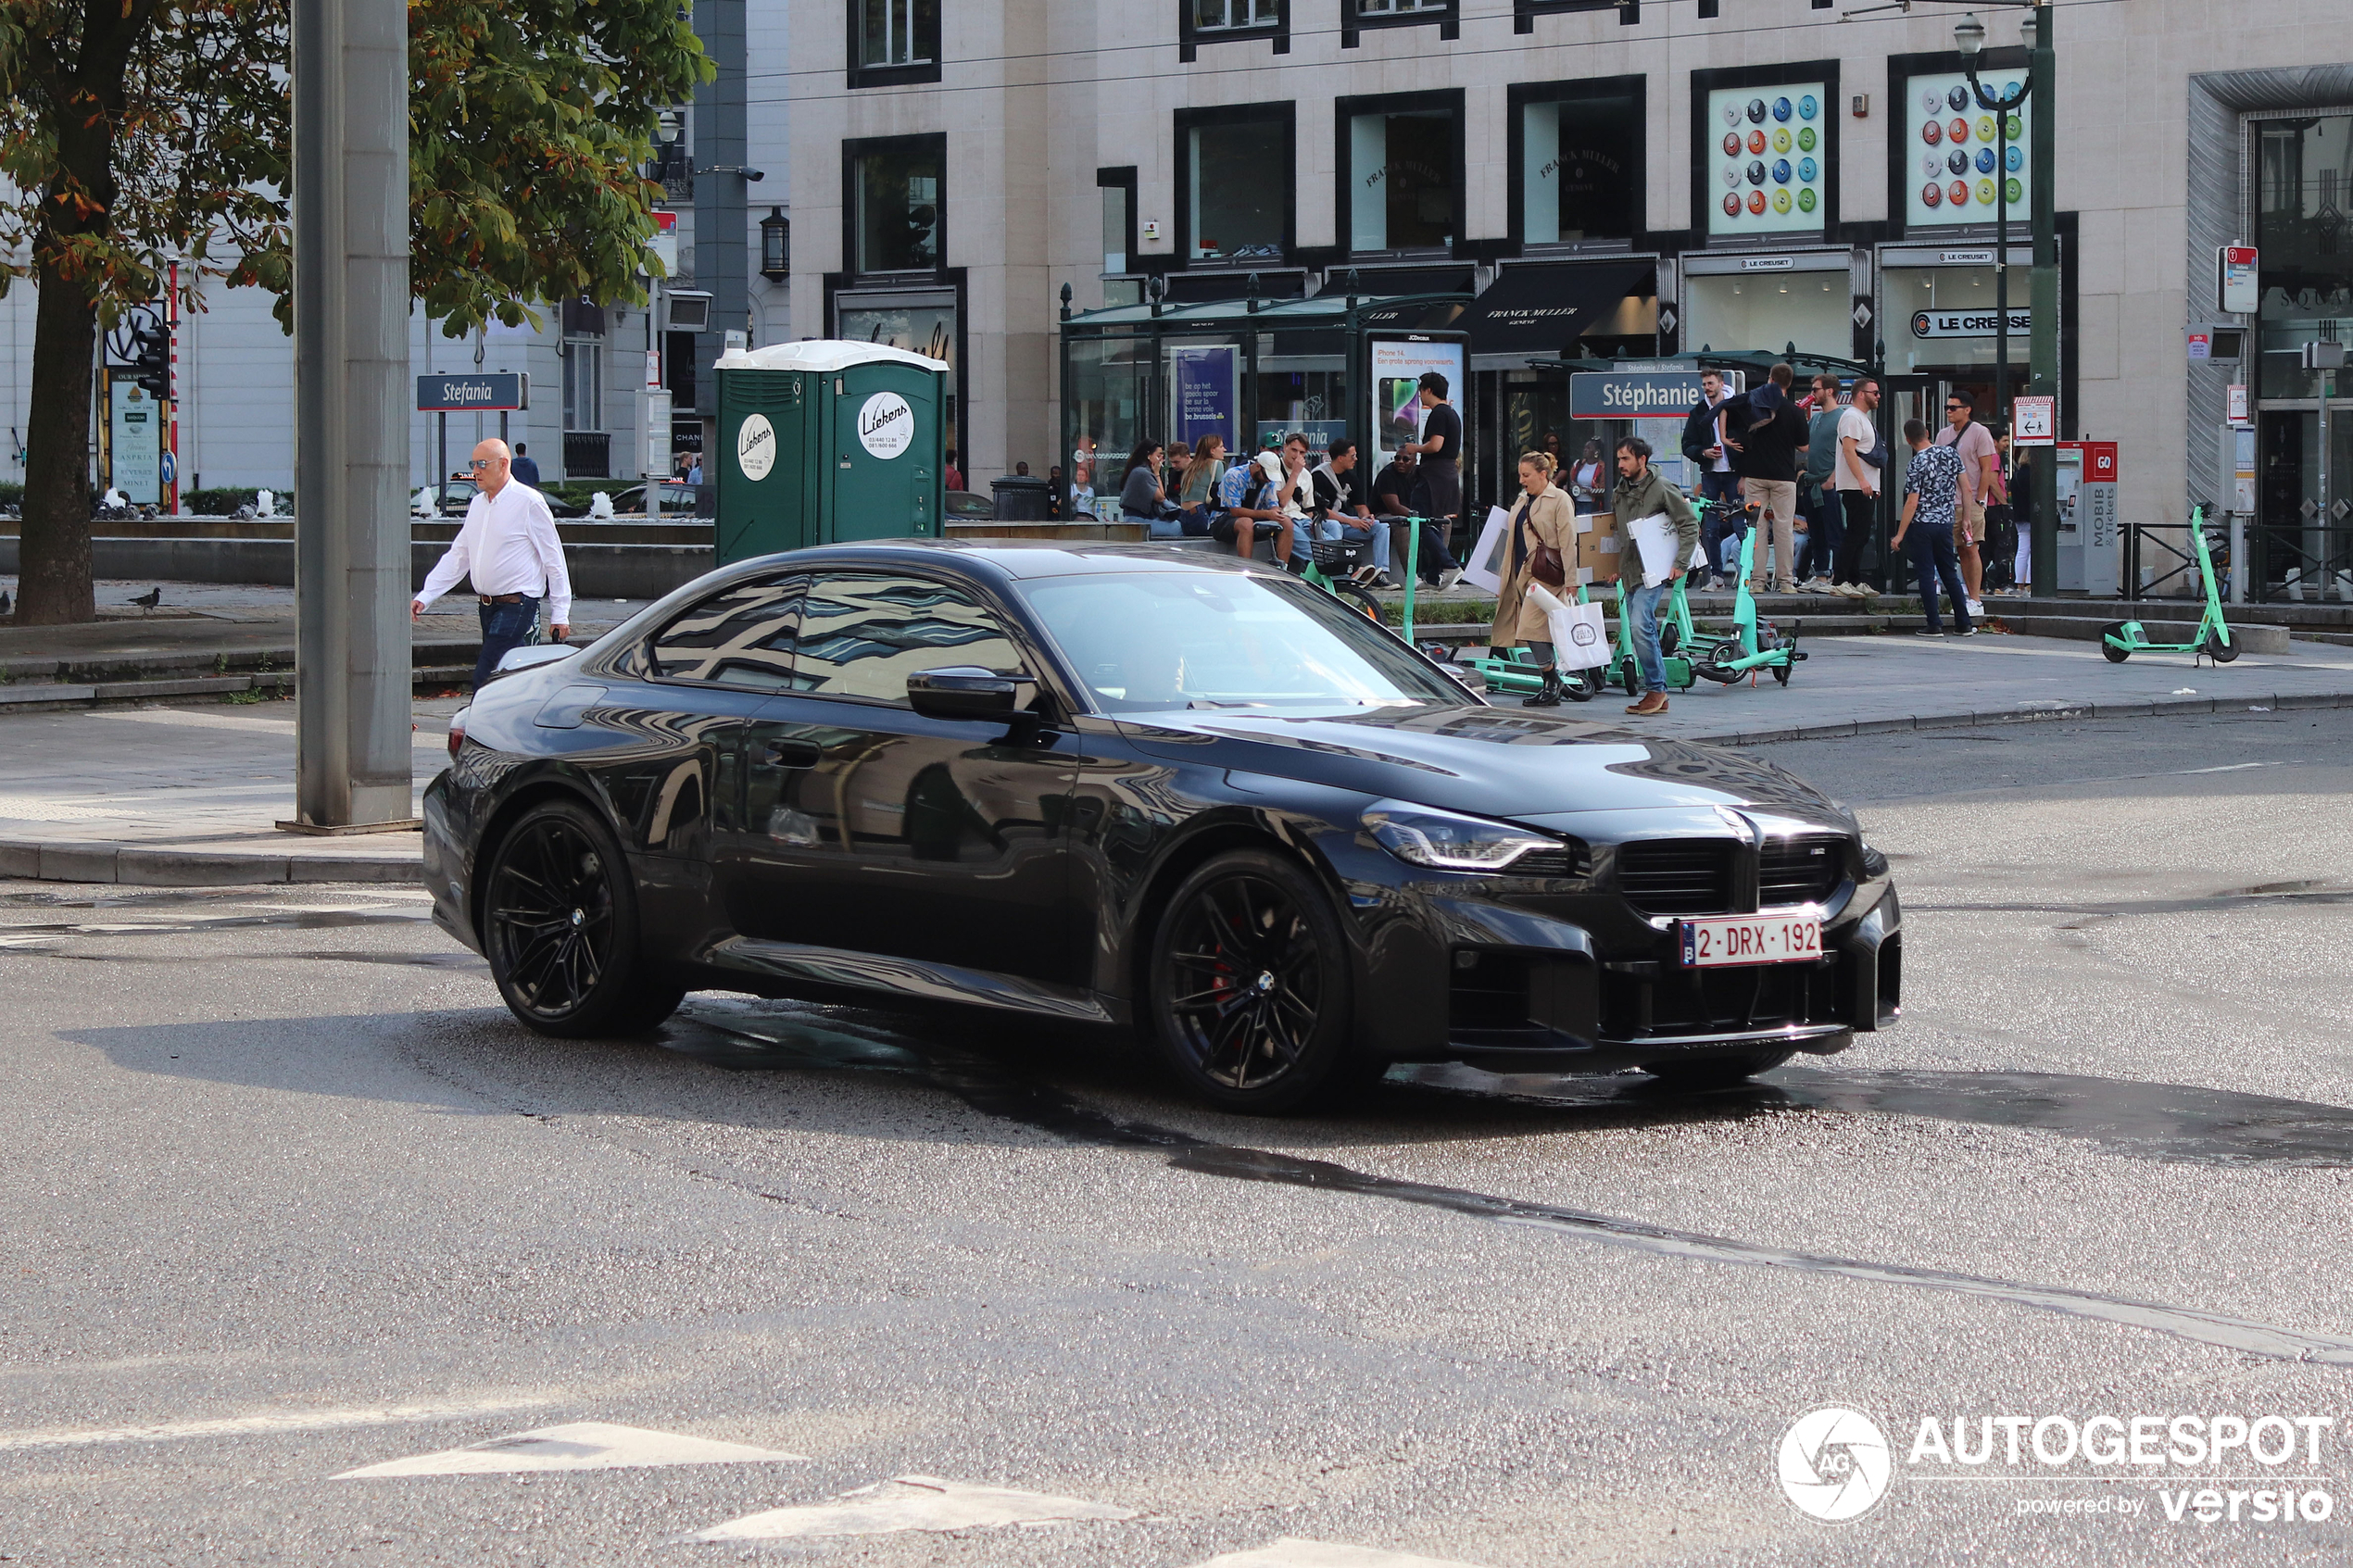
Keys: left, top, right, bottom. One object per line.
{"left": 1149, "top": 849, "right": 1358, "bottom": 1114}
{"left": 483, "top": 799, "right": 683, "bottom": 1038}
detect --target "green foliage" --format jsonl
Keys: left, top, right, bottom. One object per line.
{"left": 0, "top": 0, "right": 711, "bottom": 332}
{"left": 0, "top": 482, "right": 22, "bottom": 511}
{"left": 183, "top": 485, "right": 259, "bottom": 516}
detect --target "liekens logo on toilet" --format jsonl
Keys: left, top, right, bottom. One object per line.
{"left": 858, "top": 392, "right": 913, "bottom": 459}
{"left": 736, "top": 414, "right": 776, "bottom": 482}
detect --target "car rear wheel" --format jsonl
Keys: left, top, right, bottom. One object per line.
{"left": 1640, "top": 1049, "right": 1793, "bottom": 1089}
{"left": 1149, "top": 849, "right": 1357, "bottom": 1113}
{"left": 484, "top": 799, "right": 683, "bottom": 1038}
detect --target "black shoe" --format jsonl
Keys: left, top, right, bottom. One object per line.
{"left": 1521, "top": 670, "right": 1564, "bottom": 708}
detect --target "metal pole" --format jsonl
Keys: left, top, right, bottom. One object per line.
{"left": 2323, "top": 369, "right": 2337, "bottom": 599}
{"left": 1994, "top": 105, "right": 2010, "bottom": 447}
{"left": 2027, "top": 0, "right": 2058, "bottom": 595}
{"left": 290, "top": 0, "right": 414, "bottom": 830}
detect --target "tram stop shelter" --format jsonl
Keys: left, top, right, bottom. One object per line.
{"left": 1057, "top": 286, "right": 1472, "bottom": 507}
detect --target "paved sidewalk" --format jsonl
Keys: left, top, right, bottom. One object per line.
{"left": 5, "top": 632, "right": 2353, "bottom": 886}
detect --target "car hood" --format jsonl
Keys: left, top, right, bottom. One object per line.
{"left": 1114, "top": 705, "right": 1850, "bottom": 827}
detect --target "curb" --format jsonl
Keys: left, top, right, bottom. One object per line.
{"left": 1696, "top": 691, "right": 2353, "bottom": 747}
{"left": 0, "top": 837, "right": 422, "bottom": 886}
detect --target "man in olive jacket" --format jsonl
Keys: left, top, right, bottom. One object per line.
{"left": 1610, "top": 436, "right": 1702, "bottom": 717}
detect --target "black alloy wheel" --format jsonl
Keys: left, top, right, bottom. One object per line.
{"left": 1641, "top": 1049, "right": 1793, "bottom": 1088}
{"left": 484, "top": 799, "right": 683, "bottom": 1037}
{"left": 1150, "top": 849, "right": 1357, "bottom": 1113}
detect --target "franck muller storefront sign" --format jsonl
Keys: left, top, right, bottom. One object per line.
{"left": 1912, "top": 307, "right": 2032, "bottom": 340}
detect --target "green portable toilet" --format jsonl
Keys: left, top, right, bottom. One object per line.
{"left": 711, "top": 340, "right": 948, "bottom": 565}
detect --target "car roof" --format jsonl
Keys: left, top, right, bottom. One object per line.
{"left": 722, "top": 539, "right": 1284, "bottom": 585}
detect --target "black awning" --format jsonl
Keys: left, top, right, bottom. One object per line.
{"left": 1163, "top": 269, "right": 1307, "bottom": 304}
{"left": 1462, "top": 259, "right": 1655, "bottom": 356}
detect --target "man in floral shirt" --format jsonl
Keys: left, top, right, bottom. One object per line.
{"left": 1213, "top": 447, "right": 1292, "bottom": 564}
{"left": 1894, "top": 418, "right": 1974, "bottom": 637}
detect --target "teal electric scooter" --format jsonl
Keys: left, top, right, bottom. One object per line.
{"left": 2097, "top": 505, "right": 2237, "bottom": 665}
{"left": 1692, "top": 522, "right": 1807, "bottom": 686}
{"left": 1461, "top": 581, "right": 1604, "bottom": 703}
{"left": 1606, "top": 566, "right": 1700, "bottom": 696}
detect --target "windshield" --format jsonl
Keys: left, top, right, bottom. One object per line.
{"left": 1016, "top": 570, "right": 1474, "bottom": 715}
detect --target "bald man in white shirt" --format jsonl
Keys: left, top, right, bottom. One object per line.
{"left": 413, "top": 438, "right": 573, "bottom": 689}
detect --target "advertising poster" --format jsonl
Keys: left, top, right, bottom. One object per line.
{"left": 1367, "top": 336, "right": 1466, "bottom": 456}
{"left": 1172, "top": 345, "right": 1239, "bottom": 453}
{"left": 109, "top": 380, "right": 161, "bottom": 505}
{"left": 1705, "top": 85, "right": 1827, "bottom": 239}
{"left": 1906, "top": 72, "right": 2032, "bottom": 230}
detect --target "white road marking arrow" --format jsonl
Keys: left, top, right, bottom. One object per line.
{"left": 334, "top": 1421, "right": 806, "bottom": 1478}
{"left": 683, "top": 1474, "right": 1139, "bottom": 1540}
{"left": 1189, "top": 1540, "right": 1496, "bottom": 1568}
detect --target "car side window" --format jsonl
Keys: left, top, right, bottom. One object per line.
{"left": 648, "top": 577, "right": 802, "bottom": 688}
{"left": 793, "top": 573, "right": 1026, "bottom": 706}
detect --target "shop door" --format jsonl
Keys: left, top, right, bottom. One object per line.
{"left": 2255, "top": 407, "right": 2353, "bottom": 603}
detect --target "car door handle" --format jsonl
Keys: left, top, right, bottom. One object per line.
{"left": 763, "top": 738, "right": 822, "bottom": 769}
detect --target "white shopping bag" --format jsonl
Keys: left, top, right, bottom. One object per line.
{"left": 1526, "top": 584, "right": 1609, "bottom": 668}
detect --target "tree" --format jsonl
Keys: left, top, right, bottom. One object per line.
{"left": 0, "top": 0, "right": 711, "bottom": 625}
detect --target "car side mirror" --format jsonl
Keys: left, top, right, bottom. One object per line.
{"left": 906, "top": 666, "right": 1038, "bottom": 722}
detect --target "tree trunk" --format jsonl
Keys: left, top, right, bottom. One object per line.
{"left": 17, "top": 250, "right": 98, "bottom": 625}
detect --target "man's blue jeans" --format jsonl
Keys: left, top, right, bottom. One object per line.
{"left": 474, "top": 595, "right": 541, "bottom": 689}
{"left": 1629, "top": 581, "right": 1670, "bottom": 694}
{"left": 1907, "top": 521, "right": 1971, "bottom": 633}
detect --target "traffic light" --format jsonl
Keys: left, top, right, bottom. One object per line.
{"left": 132, "top": 324, "right": 172, "bottom": 401}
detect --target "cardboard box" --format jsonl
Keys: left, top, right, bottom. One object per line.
{"left": 1576, "top": 508, "right": 1622, "bottom": 586}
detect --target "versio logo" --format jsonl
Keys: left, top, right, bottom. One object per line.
{"left": 1780, "top": 1408, "right": 1894, "bottom": 1522}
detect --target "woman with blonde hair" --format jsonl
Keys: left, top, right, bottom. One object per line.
{"left": 1487, "top": 451, "right": 1579, "bottom": 707}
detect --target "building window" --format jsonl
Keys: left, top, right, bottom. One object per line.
{"left": 849, "top": 0, "right": 939, "bottom": 86}
{"left": 2256, "top": 113, "right": 2353, "bottom": 401}
{"left": 1515, "top": 81, "right": 1642, "bottom": 246}
{"left": 1356, "top": 0, "right": 1443, "bottom": 13}
{"left": 1098, "top": 168, "right": 1136, "bottom": 276}
{"left": 852, "top": 140, "right": 943, "bottom": 275}
{"left": 1192, "top": 0, "right": 1277, "bottom": 27}
{"left": 1182, "top": 113, "right": 1291, "bottom": 263}
{"left": 562, "top": 341, "right": 602, "bottom": 433}
{"left": 1340, "top": 96, "right": 1460, "bottom": 255}
{"left": 1346, "top": 0, "right": 1455, "bottom": 43}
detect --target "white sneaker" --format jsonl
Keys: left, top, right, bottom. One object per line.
{"left": 1832, "top": 582, "right": 1866, "bottom": 597}
{"left": 1800, "top": 577, "right": 1832, "bottom": 594}
{"left": 1436, "top": 568, "right": 1463, "bottom": 591}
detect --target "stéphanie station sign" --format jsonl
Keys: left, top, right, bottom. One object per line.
{"left": 415, "top": 372, "right": 529, "bottom": 412}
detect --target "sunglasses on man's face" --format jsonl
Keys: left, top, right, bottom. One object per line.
{"left": 1945, "top": 404, "right": 1967, "bottom": 411}
{"left": 469, "top": 458, "right": 509, "bottom": 470}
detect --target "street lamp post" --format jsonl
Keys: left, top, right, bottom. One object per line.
{"left": 1956, "top": 14, "right": 2029, "bottom": 458}
{"left": 2026, "top": 0, "right": 2057, "bottom": 595}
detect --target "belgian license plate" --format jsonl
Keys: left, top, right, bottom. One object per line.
{"left": 1679, "top": 914, "right": 1823, "bottom": 968}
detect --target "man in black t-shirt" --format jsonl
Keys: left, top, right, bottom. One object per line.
{"left": 1398, "top": 372, "right": 1462, "bottom": 534}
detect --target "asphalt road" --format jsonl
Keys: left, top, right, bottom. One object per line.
{"left": 6, "top": 710, "right": 2353, "bottom": 1565}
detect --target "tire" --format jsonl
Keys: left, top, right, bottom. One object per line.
{"left": 1641, "top": 1049, "right": 1793, "bottom": 1088}
{"left": 2205, "top": 629, "right": 2240, "bottom": 664}
{"left": 1563, "top": 667, "right": 1596, "bottom": 702}
{"left": 1148, "top": 848, "right": 1357, "bottom": 1114}
{"left": 2098, "top": 621, "right": 2132, "bottom": 663}
{"left": 482, "top": 798, "right": 683, "bottom": 1038}
{"left": 1620, "top": 659, "right": 1640, "bottom": 696}
{"left": 1773, "top": 658, "right": 1793, "bottom": 686}
{"left": 1658, "top": 622, "right": 1681, "bottom": 656}
{"left": 1336, "top": 583, "right": 1383, "bottom": 622}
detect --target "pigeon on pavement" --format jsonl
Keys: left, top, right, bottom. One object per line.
{"left": 131, "top": 586, "right": 162, "bottom": 608}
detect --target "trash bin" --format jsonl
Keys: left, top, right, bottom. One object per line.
{"left": 711, "top": 340, "right": 948, "bottom": 566}
{"left": 990, "top": 475, "right": 1052, "bottom": 521}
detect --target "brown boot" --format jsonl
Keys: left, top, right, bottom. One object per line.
{"left": 1624, "top": 691, "right": 1669, "bottom": 716}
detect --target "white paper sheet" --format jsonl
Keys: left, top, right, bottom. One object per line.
{"left": 1624, "top": 511, "right": 1680, "bottom": 583}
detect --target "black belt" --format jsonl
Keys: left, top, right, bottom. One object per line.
{"left": 479, "top": 593, "right": 528, "bottom": 605}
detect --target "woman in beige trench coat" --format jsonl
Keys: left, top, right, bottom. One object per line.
{"left": 1487, "top": 452, "right": 1579, "bottom": 707}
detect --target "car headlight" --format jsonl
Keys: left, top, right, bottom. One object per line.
{"left": 1360, "top": 800, "right": 1563, "bottom": 872}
